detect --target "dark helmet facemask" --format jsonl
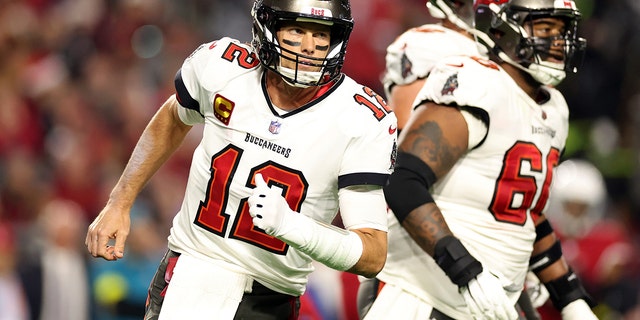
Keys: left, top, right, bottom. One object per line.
{"left": 473, "top": 0, "right": 586, "bottom": 86}
{"left": 251, "top": 0, "right": 353, "bottom": 88}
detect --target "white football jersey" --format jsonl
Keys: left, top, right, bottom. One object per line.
{"left": 377, "top": 55, "right": 569, "bottom": 318}
{"left": 382, "top": 24, "right": 479, "bottom": 100}
{"left": 167, "top": 38, "right": 397, "bottom": 296}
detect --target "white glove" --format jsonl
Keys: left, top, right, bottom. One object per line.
{"left": 460, "top": 270, "right": 520, "bottom": 320}
{"left": 525, "top": 271, "right": 550, "bottom": 308}
{"left": 561, "top": 299, "right": 598, "bottom": 320}
{"left": 247, "top": 174, "right": 363, "bottom": 271}
{"left": 248, "top": 173, "right": 294, "bottom": 237}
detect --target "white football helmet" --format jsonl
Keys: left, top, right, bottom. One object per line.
{"left": 427, "top": 0, "right": 475, "bottom": 31}
{"left": 474, "top": 0, "right": 587, "bottom": 86}
{"left": 549, "top": 159, "right": 607, "bottom": 237}
{"left": 251, "top": 0, "right": 353, "bottom": 87}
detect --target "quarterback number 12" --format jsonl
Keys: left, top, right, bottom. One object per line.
{"left": 194, "top": 145, "right": 308, "bottom": 255}
{"left": 354, "top": 86, "right": 393, "bottom": 121}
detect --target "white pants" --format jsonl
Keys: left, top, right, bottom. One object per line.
{"left": 363, "top": 283, "right": 461, "bottom": 320}
{"left": 159, "top": 254, "right": 252, "bottom": 320}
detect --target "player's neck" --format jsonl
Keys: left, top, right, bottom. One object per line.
{"left": 501, "top": 62, "right": 543, "bottom": 101}
{"left": 265, "top": 71, "right": 323, "bottom": 111}
{"left": 441, "top": 19, "right": 472, "bottom": 40}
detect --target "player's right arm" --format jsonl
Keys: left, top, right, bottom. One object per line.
{"left": 384, "top": 55, "right": 519, "bottom": 318}
{"left": 387, "top": 100, "right": 467, "bottom": 253}
{"left": 388, "top": 79, "right": 426, "bottom": 131}
{"left": 383, "top": 30, "right": 428, "bottom": 132}
{"left": 385, "top": 100, "right": 517, "bottom": 320}
{"left": 383, "top": 26, "right": 453, "bottom": 131}
{"left": 85, "top": 95, "right": 192, "bottom": 260}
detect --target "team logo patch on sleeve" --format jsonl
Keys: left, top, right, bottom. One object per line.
{"left": 441, "top": 73, "right": 459, "bottom": 96}
{"left": 389, "top": 140, "right": 397, "bottom": 170}
{"left": 401, "top": 52, "right": 413, "bottom": 79}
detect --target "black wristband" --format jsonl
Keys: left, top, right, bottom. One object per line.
{"left": 433, "top": 236, "right": 483, "bottom": 287}
{"left": 529, "top": 240, "right": 563, "bottom": 273}
{"left": 545, "top": 270, "right": 596, "bottom": 310}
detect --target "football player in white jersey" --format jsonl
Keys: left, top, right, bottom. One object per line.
{"left": 382, "top": 0, "right": 478, "bottom": 132}
{"left": 366, "top": 0, "right": 550, "bottom": 318}
{"left": 358, "top": 0, "right": 480, "bottom": 316}
{"left": 84, "top": 0, "right": 397, "bottom": 318}
{"left": 364, "top": 0, "right": 598, "bottom": 319}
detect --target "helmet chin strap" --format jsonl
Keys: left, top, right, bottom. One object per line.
{"left": 276, "top": 65, "right": 323, "bottom": 88}
{"left": 528, "top": 61, "right": 566, "bottom": 86}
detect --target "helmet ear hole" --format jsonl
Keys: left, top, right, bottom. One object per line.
{"left": 258, "top": 10, "right": 269, "bottom": 23}
{"left": 259, "top": 50, "right": 272, "bottom": 66}
{"left": 516, "top": 43, "right": 534, "bottom": 60}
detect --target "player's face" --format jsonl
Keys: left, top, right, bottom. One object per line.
{"left": 527, "top": 17, "right": 567, "bottom": 64}
{"left": 276, "top": 21, "right": 331, "bottom": 72}
{"left": 562, "top": 200, "right": 589, "bottom": 218}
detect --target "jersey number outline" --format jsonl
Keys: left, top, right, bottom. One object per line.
{"left": 489, "top": 142, "right": 560, "bottom": 225}
{"left": 221, "top": 42, "right": 260, "bottom": 69}
{"left": 194, "top": 145, "right": 308, "bottom": 255}
{"left": 354, "top": 86, "right": 393, "bottom": 121}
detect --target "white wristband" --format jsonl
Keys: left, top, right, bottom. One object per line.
{"left": 277, "top": 211, "right": 363, "bottom": 271}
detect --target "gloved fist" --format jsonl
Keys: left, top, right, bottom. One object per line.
{"left": 561, "top": 299, "right": 598, "bottom": 320}
{"left": 525, "top": 271, "right": 550, "bottom": 308}
{"left": 460, "top": 270, "right": 520, "bottom": 320}
{"left": 248, "top": 173, "right": 294, "bottom": 237}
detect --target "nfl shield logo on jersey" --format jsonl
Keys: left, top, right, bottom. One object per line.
{"left": 269, "top": 120, "right": 282, "bottom": 134}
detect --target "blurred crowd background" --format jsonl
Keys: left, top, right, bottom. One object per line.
{"left": 0, "top": 0, "right": 639, "bottom": 319}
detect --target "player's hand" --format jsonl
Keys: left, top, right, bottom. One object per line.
{"left": 85, "top": 204, "right": 130, "bottom": 261}
{"left": 248, "top": 173, "right": 293, "bottom": 237}
{"left": 560, "top": 299, "right": 598, "bottom": 320}
{"left": 460, "top": 270, "right": 520, "bottom": 320}
{"left": 524, "top": 271, "right": 550, "bottom": 308}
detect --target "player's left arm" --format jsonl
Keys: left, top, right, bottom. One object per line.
{"left": 338, "top": 184, "right": 388, "bottom": 278}
{"left": 348, "top": 227, "right": 387, "bottom": 277}
{"left": 385, "top": 101, "right": 518, "bottom": 319}
{"left": 530, "top": 215, "right": 597, "bottom": 319}
{"left": 388, "top": 79, "right": 426, "bottom": 131}
{"left": 248, "top": 175, "right": 387, "bottom": 278}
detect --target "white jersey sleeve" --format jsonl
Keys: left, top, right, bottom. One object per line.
{"left": 414, "top": 55, "right": 493, "bottom": 109}
{"left": 175, "top": 43, "right": 209, "bottom": 123}
{"left": 175, "top": 37, "right": 260, "bottom": 124}
{"left": 382, "top": 24, "right": 479, "bottom": 99}
{"left": 412, "top": 55, "right": 495, "bottom": 149}
{"left": 339, "top": 185, "right": 388, "bottom": 231}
